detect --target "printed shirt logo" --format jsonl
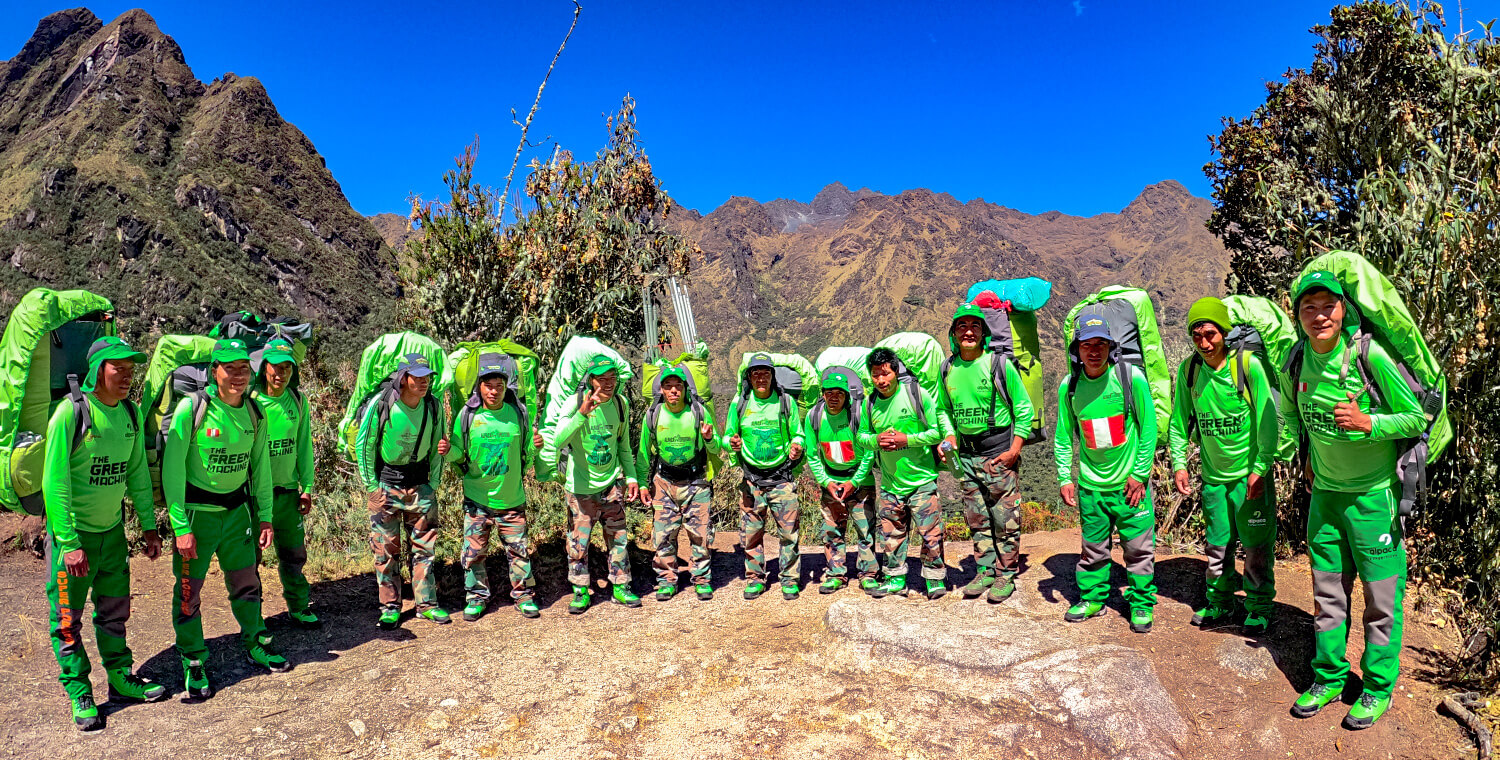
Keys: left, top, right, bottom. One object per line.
{"left": 1080, "top": 414, "right": 1126, "bottom": 450}
{"left": 821, "top": 440, "right": 855, "bottom": 465}
{"left": 1085, "top": 318, "right": 1104, "bottom": 327}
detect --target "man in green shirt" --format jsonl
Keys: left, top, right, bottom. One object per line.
{"left": 803, "top": 370, "right": 879, "bottom": 594}
{"left": 940, "top": 304, "right": 1035, "bottom": 603}
{"left": 542, "top": 354, "right": 640, "bottom": 613}
{"left": 1054, "top": 316, "right": 1159, "bottom": 633}
{"left": 165, "top": 338, "right": 287, "bottom": 700}
{"left": 1283, "top": 272, "right": 1426, "bottom": 730}
{"left": 445, "top": 354, "right": 539, "bottom": 621}
{"left": 356, "top": 353, "right": 449, "bottom": 629}
{"left": 637, "top": 367, "right": 720, "bottom": 602}
{"left": 43, "top": 337, "right": 166, "bottom": 730}
{"left": 858, "top": 348, "right": 950, "bottom": 600}
{"left": 1168, "top": 298, "right": 1279, "bottom": 634}
{"left": 724, "top": 354, "right": 805, "bottom": 601}
{"left": 251, "top": 338, "right": 318, "bottom": 629}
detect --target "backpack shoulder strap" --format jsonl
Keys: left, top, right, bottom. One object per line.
{"left": 989, "top": 352, "right": 1013, "bottom": 429}
{"left": 1116, "top": 361, "right": 1135, "bottom": 424}
{"left": 1352, "top": 331, "right": 1385, "bottom": 410}
{"left": 809, "top": 400, "right": 824, "bottom": 434}
{"left": 905, "top": 379, "right": 928, "bottom": 428}
{"left": 1234, "top": 349, "right": 1252, "bottom": 405}
{"left": 68, "top": 376, "right": 90, "bottom": 455}
{"left": 190, "top": 390, "right": 211, "bottom": 433}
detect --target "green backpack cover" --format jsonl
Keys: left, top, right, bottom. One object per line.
{"left": 338, "top": 332, "right": 447, "bottom": 461}
{"left": 140, "top": 335, "right": 218, "bottom": 508}
{"left": 873, "top": 333, "right": 944, "bottom": 407}
{"left": 0, "top": 288, "right": 117, "bottom": 515}
{"left": 1065, "top": 286, "right": 1172, "bottom": 444}
{"left": 809, "top": 346, "right": 872, "bottom": 434}
{"left": 1180, "top": 295, "right": 1298, "bottom": 461}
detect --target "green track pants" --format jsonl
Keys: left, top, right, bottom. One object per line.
{"left": 266, "top": 490, "right": 310, "bottom": 613}
{"left": 1076, "top": 486, "right": 1157, "bottom": 610}
{"left": 173, "top": 506, "right": 265, "bottom": 660}
{"left": 47, "top": 524, "right": 133, "bottom": 701}
{"left": 1201, "top": 478, "right": 1277, "bottom": 615}
{"left": 1308, "top": 486, "right": 1407, "bottom": 699}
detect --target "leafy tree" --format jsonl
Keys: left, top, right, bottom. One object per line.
{"left": 1205, "top": 0, "right": 1499, "bottom": 679}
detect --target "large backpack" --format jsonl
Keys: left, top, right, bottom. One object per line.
{"left": 0, "top": 289, "right": 118, "bottom": 515}
{"left": 338, "top": 332, "right": 446, "bottom": 462}
{"left": 444, "top": 344, "right": 534, "bottom": 478}
{"left": 950, "top": 279, "right": 1053, "bottom": 444}
{"left": 1285, "top": 250, "right": 1451, "bottom": 517}
{"left": 1181, "top": 295, "right": 1297, "bottom": 461}
{"left": 808, "top": 347, "right": 871, "bottom": 435}
{"left": 1064, "top": 286, "right": 1172, "bottom": 445}
{"left": 140, "top": 335, "right": 217, "bottom": 507}
{"left": 869, "top": 333, "right": 947, "bottom": 464}
{"left": 642, "top": 359, "right": 720, "bottom": 481}
{"left": 542, "top": 336, "right": 634, "bottom": 430}
{"left": 731, "top": 352, "right": 817, "bottom": 451}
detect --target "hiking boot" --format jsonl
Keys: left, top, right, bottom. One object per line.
{"left": 569, "top": 585, "right": 591, "bottom": 614}
{"left": 859, "top": 578, "right": 882, "bottom": 595}
{"left": 1064, "top": 601, "right": 1107, "bottom": 622}
{"left": 1291, "top": 683, "right": 1342, "bottom": 718}
{"left": 247, "top": 642, "right": 291, "bottom": 673}
{"left": 743, "top": 582, "right": 767, "bottom": 600}
{"left": 416, "top": 608, "right": 452, "bottom": 625}
{"left": 873, "top": 577, "right": 907, "bottom": 598}
{"left": 462, "top": 602, "right": 486, "bottom": 622}
{"left": 695, "top": 583, "right": 714, "bottom": 601}
{"left": 255, "top": 631, "right": 274, "bottom": 648}
{"left": 107, "top": 668, "right": 167, "bottom": 703}
{"left": 288, "top": 609, "right": 322, "bottom": 629}
{"left": 1191, "top": 602, "right": 1237, "bottom": 628}
{"left": 1242, "top": 612, "right": 1271, "bottom": 635}
{"left": 182, "top": 657, "right": 213, "bottom": 700}
{"left": 924, "top": 579, "right": 946, "bottom": 600}
{"left": 819, "top": 577, "right": 846, "bottom": 595}
{"left": 962, "top": 574, "right": 995, "bottom": 599}
{"left": 1342, "top": 692, "right": 1391, "bottom": 730}
{"left": 782, "top": 582, "right": 801, "bottom": 601}
{"left": 987, "top": 580, "right": 1017, "bottom": 604}
{"left": 377, "top": 608, "right": 401, "bottom": 630}
{"left": 71, "top": 694, "right": 102, "bottom": 731}
{"left": 1129, "top": 608, "right": 1154, "bottom": 633}
{"left": 656, "top": 585, "right": 676, "bottom": 602}
{"left": 517, "top": 599, "right": 540, "bottom": 619}
{"left": 612, "top": 585, "right": 642, "bottom": 608}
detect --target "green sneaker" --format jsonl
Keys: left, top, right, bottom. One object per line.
{"left": 1342, "top": 692, "right": 1391, "bottom": 730}
{"left": 288, "top": 609, "right": 322, "bottom": 629}
{"left": 743, "top": 582, "right": 767, "bottom": 600}
{"left": 962, "top": 574, "right": 995, "bottom": 598}
{"left": 819, "top": 577, "right": 846, "bottom": 594}
{"left": 255, "top": 631, "right": 274, "bottom": 647}
{"left": 416, "top": 608, "right": 452, "bottom": 625}
{"left": 247, "top": 642, "right": 291, "bottom": 673}
{"left": 612, "top": 585, "right": 642, "bottom": 608}
{"left": 872, "top": 576, "right": 906, "bottom": 598}
{"left": 376, "top": 608, "right": 401, "bottom": 630}
{"left": 107, "top": 668, "right": 166, "bottom": 703}
{"left": 1129, "top": 608, "right": 1154, "bottom": 633}
{"left": 1064, "top": 601, "right": 1107, "bottom": 622}
{"left": 656, "top": 585, "right": 677, "bottom": 602}
{"left": 462, "top": 602, "right": 486, "bottom": 622}
{"left": 782, "top": 582, "right": 801, "bottom": 600}
{"left": 182, "top": 656, "right": 212, "bottom": 700}
{"left": 924, "top": 579, "right": 946, "bottom": 599}
{"left": 517, "top": 599, "right": 540, "bottom": 619}
{"left": 1291, "top": 682, "right": 1342, "bottom": 718}
{"left": 569, "top": 585, "right": 591, "bottom": 614}
{"left": 695, "top": 583, "right": 713, "bottom": 601}
{"left": 1191, "top": 602, "right": 1237, "bottom": 628}
{"left": 860, "top": 578, "right": 882, "bottom": 595}
{"left": 71, "top": 694, "right": 102, "bottom": 731}
{"left": 987, "top": 579, "right": 1016, "bottom": 604}
{"left": 1242, "top": 612, "right": 1270, "bottom": 635}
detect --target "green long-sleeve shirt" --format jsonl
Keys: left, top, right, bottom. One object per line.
{"left": 355, "top": 393, "right": 445, "bottom": 492}
{"left": 1054, "top": 363, "right": 1157, "bottom": 490}
{"left": 940, "top": 351, "right": 1035, "bottom": 438}
{"left": 803, "top": 405, "right": 874, "bottom": 488}
{"left": 162, "top": 389, "right": 274, "bottom": 536}
{"left": 636, "top": 403, "right": 720, "bottom": 483}
{"left": 722, "top": 392, "right": 804, "bottom": 470}
{"left": 856, "top": 383, "right": 943, "bottom": 497}
{"left": 42, "top": 395, "right": 155, "bottom": 553}
{"left": 543, "top": 394, "right": 637, "bottom": 495}
{"left": 253, "top": 389, "right": 314, "bottom": 492}
{"left": 1281, "top": 334, "right": 1426, "bottom": 493}
{"left": 444, "top": 403, "right": 532, "bottom": 508}
{"left": 1167, "top": 353, "right": 1277, "bottom": 484}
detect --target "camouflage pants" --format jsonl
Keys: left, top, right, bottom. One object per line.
{"left": 958, "top": 453, "right": 1023, "bottom": 581}
{"left": 461, "top": 500, "right": 534, "bottom": 606}
{"left": 567, "top": 482, "right": 632, "bottom": 587}
{"left": 740, "top": 478, "right": 801, "bottom": 584}
{"left": 880, "top": 482, "right": 946, "bottom": 581}
{"left": 369, "top": 485, "right": 438, "bottom": 612}
{"left": 651, "top": 476, "right": 714, "bottom": 586}
{"left": 820, "top": 484, "right": 879, "bottom": 579}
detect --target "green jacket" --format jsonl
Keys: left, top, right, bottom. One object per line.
{"left": 252, "top": 389, "right": 315, "bottom": 492}
{"left": 1167, "top": 353, "right": 1277, "bottom": 484}
{"left": 354, "top": 392, "right": 445, "bottom": 492}
{"left": 636, "top": 403, "right": 720, "bottom": 484}
{"left": 856, "top": 385, "right": 944, "bottom": 497}
{"left": 1054, "top": 363, "right": 1157, "bottom": 490}
{"left": 444, "top": 403, "right": 532, "bottom": 509}
{"left": 803, "top": 405, "right": 874, "bottom": 488}
{"left": 940, "top": 350, "right": 1035, "bottom": 438}
{"left": 42, "top": 394, "right": 154, "bottom": 553}
{"left": 543, "top": 394, "right": 638, "bottom": 495}
{"left": 162, "top": 388, "right": 275, "bottom": 535}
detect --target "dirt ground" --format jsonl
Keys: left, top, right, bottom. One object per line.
{"left": 0, "top": 512, "right": 1481, "bottom": 760}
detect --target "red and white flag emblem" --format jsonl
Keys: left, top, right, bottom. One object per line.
{"left": 1080, "top": 415, "right": 1126, "bottom": 450}
{"left": 822, "top": 440, "right": 855, "bottom": 465}
{"left": 1297, "top": 381, "right": 1310, "bottom": 393}
{"left": 206, "top": 428, "right": 221, "bottom": 438}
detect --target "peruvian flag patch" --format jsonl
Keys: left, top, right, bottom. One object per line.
{"left": 1081, "top": 415, "right": 1126, "bottom": 450}
{"left": 1297, "top": 381, "right": 1310, "bottom": 393}
{"left": 205, "top": 428, "right": 221, "bottom": 438}
{"left": 822, "top": 440, "right": 855, "bottom": 465}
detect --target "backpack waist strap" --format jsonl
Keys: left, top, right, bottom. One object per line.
{"left": 744, "top": 457, "right": 798, "bottom": 488}
{"left": 959, "top": 429, "right": 1011, "bottom": 457}
{"left": 378, "top": 458, "right": 430, "bottom": 489}
{"left": 185, "top": 481, "right": 249, "bottom": 510}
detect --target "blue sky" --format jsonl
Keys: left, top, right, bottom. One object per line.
{"left": 4, "top": 1, "right": 1496, "bottom": 218}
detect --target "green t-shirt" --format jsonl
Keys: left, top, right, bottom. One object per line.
{"left": 856, "top": 385, "right": 943, "bottom": 496}
{"left": 1281, "top": 334, "right": 1426, "bottom": 493}
{"left": 941, "top": 351, "right": 1035, "bottom": 437}
{"left": 1167, "top": 353, "right": 1277, "bottom": 484}
{"left": 162, "top": 391, "right": 274, "bottom": 535}
{"left": 544, "top": 395, "right": 637, "bottom": 495}
{"left": 1054, "top": 364, "right": 1157, "bottom": 490}
{"left": 42, "top": 395, "right": 154, "bottom": 552}
{"left": 354, "top": 393, "right": 445, "bottom": 492}
{"left": 803, "top": 405, "right": 874, "bottom": 488}
{"left": 445, "top": 403, "right": 529, "bottom": 508}
{"left": 724, "top": 392, "right": 803, "bottom": 470}
{"left": 636, "top": 404, "right": 719, "bottom": 483}
{"left": 253, "top": 389, "right": 314, "bottom": 491}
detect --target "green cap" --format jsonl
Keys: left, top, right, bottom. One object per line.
{"left": 1185, "top": 297, "right": 1232, "bottom": 336}
{"left": 1292, "top": 270, "right": 1345, "bottom": 307}
{"left": 262, "top": 338, "right": 297, "bottom": 365}
{"left": 586, "top": 354, "right": 619, "bottom": 376}
{"left": 823, "top": 371, "right": 850, "bottom": 393}
{"left": 951, "top": 302, "right": 987, "bottom": 325}
{"left": 81, "top": 337, "right": 147, "bottom": 392}
{"left": 659, "top": 366, "right": 689, "bottom": 385}
{"left": 211, "top": 338, "right": 251, "bottom": 365}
